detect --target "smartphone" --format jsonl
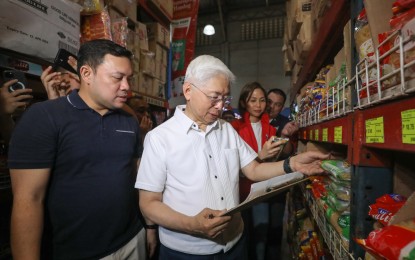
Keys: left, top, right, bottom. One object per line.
{"left": 272, "top": 137, "right": 289, "bottom": 161}
{"left": 2, "top": 70, "right": 27, "bottom": 92}
{"left": 52, "top": 48, "right": 77, "bottom": 74}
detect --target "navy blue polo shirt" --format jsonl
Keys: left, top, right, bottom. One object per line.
{"left": 270, "top": 114, "right": 290, "bottom": 137}
{"left": 8, "top": 90, "right": 143, "bottom": 259}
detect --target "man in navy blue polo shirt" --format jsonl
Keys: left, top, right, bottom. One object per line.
{"left": 8, "top": 40, "right": 156, "bottom": 259}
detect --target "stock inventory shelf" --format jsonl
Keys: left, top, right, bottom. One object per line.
{"left": 293, "top": 1, "right": 415, "bottom": 258}
{"left": 302, "top": 184, "right": 355, "bottom": 260}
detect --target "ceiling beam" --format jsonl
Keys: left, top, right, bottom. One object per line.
{"left": 217, "top": 0, "right": 227, "bottom": 42}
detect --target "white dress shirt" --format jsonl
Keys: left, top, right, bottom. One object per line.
{"left": 135, "top": 105, "right": 257, "bottom": 255}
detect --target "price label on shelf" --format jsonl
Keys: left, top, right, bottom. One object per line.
{"left": 402, "top": 109, "right": 415, "bottom": 144}
{"left": 365, "top": 117, "right": 384, "bottom": 143}
{"left": 315, "top": 129, "right": 319, "bottom": 141}
{"left": 309, "top": 129, "right": 313, "bottom": 140}
{"left": 334, "top": 126, "right": 342, "bottom": 143}
{"left": 322, "top": 128, "right": 328, "bottom": 142}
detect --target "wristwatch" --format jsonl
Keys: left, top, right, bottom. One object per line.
{"left": 283, "top": 157, "right": 293, "bottom": 174}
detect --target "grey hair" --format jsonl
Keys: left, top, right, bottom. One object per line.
{"left": 185, "top": 55, "right": 236, "bottom": 86}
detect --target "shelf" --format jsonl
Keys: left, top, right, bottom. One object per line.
{"left": 299, "top": 114, "right": 353, "bottom": 145}
{"left": 351, "top": 96, "right": 415, "bottom": 167}
{"left": 137, "top": 0, "right": 171, "bottom": 28}
{"left": 129, "top": 90, "right": 168, "bottom": 108}
{"left": 303, "top": 185, "right": 355, "bottom": 260}
{"left": 291, "top": 0, "right": 350, "bottom": 99}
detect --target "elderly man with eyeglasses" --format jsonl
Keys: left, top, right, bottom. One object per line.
{"left": 135, "top": 55, "right": 329, "bottom": 259}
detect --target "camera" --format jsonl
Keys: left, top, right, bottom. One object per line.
{"left": 3, "top": 70, "right": 27, "bottom": 92}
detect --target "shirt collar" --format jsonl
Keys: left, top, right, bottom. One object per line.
{"left": 174, "top": 105, "right": 221, "bottom": 134}
{"left": 66, "top": 90, "right": 116, "bottom": 115}
{"left": 66, "top": 90, "right": 91, "bottom": 110}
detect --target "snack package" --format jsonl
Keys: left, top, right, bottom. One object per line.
{"left": 356, "top": 218, "right": 415, "bottom": 260}
{"left": 321, "top": 160, "right": 351, "bottom": 181}
{"left": 80, "top": 7, "right": 112, "bottom": 43}
{"left": 354, "top": 8, "right": 378, "bottom": 99}
{"left": 369, "top": 194, "right": 407, "bottom": 226}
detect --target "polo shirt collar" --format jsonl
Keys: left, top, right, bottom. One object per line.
{"left": 174, "top": 105, "right": 221, "bottom": 134}
{"left": 66, "top": 90, "right": 91, "bottom": 110}
{"left": 66, "top": 90, "right": 116, "bottom": 115}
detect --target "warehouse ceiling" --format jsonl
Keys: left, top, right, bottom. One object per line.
{"left": 198, "top": 0, "right": 285, "bottom": 15}
{"left": 196, "top": 0, "right": 286, "bottom": 44}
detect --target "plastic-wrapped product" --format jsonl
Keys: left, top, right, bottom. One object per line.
{"left": 81, "top": 7, "right": 112, "bottom": 43}
{"left": 356, "top": 218, "right": 415, "bottom": 260}
{"left": 327, "top": 190, "right": 350, "bottom": 212}
{"left": 321, "top": 160, "right": 351, "bottom": 181}
{"left": 369, "top": 194, "right": 407, "bottom": 226}
{"left": 328, "top": 181, "right": 351, "bottom": 201}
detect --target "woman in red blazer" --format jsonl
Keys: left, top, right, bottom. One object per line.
{"left": 230, "top": 82, "right": 284, "bottom": 260}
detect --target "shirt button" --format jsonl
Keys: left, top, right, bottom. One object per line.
{"left": 221, "top": 197, "right": 224, "bottom": 200}
{"left": 209, "top": 155, "right": 212, "bottom": 158}
{"left": 215, "top": 175, "right": 217, "bottom": 179}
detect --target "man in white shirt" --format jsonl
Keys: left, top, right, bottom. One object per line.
{"left": 135, "top": 55, "right": 329, "bottom": 259}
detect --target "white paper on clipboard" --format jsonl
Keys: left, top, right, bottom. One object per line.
{"left": 222, "top": 172, "right": 308, "bottom": 216}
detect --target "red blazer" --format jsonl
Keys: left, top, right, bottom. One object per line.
{"left": 231, "top": 112, "right": 276, "bottom": 201}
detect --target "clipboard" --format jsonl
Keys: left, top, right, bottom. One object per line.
{"left": 221, "top": 172, "right": 310, "bottom": 216}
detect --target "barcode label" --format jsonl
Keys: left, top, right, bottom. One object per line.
{"left": 58, "top": 41, "right": 78, "bottom": 55}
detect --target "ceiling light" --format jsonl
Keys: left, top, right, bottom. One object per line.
{"left": 203, "top": 24, "right": 215, "bottom": 35}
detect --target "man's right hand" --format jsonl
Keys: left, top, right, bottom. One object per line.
{"left": 190, "top": 208, "right": 231, "bottom": 239}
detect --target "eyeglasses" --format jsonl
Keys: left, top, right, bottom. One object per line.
{"left": 190, "top": 83, "right": 232, "bottom": 106}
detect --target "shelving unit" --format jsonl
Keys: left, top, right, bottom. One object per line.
{"left": 137, "top": 0, "right": 172, "bottom": 109}
{"left": 293, "top": 0, "right": 415, "bottom": 259}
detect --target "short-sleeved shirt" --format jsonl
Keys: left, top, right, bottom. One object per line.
{"left": 135, "top": 105, "right": 257, "bottom": 255}
{"left": 8, "top": 90, "right": 142, "bottom": 260}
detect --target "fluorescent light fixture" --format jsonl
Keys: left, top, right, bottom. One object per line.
{"left": 203, "top": 24, "right": 215, "bottom": 35}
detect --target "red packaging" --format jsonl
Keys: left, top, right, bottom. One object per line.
{"left": 356, "top": 219, "right": 415, "bottom": 260}
{"left": 368, "top": 194, "right": 407, "bottom": 226}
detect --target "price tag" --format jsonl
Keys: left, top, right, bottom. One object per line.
{"left": 365, "top": 117, "right": 384, "bottom": 143}
{"left": 322, "top": 128, "right": 328, "bottom": 142}
{"left": 402, "top": 109, "right": 415, "bottom": 144}
{"left": 315, "top": 129, "right": 319, "bottom": 141}
{"left": 309, "top": 129, "right": 313, "bottom": 140}
{"left": 334, "top": 126, "right": 342, "bottom": 143}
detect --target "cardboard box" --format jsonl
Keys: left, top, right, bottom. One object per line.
{"left": 146, "top": 23, "right": 170, "bottom": 49}
{"left": 343, "top": 20, "right": 353, "bottom": 81}
{"left": 137, "top": 72, "right": 154, "bottom": 95}
{"left": 148, "top": 40, "right": 163, "bottom": 61}
{"left": 363, "top": 0, "right": 393, "bottom": 49}
{"left": 152, "top": 79, "right": 166, "bottom": 99}
{"left": 334, "top": 47, "right": 345, "bottom": 78}
{"left": 147, "top": 0, "right": 173, "bottom": 21}
{"left": 108, "top": 0, "right": 137, "bottom": 21}
{"left": 389, "top": 192, "right": 415, "bottom": 225}
{"left": 135, "top": 22, "right": 148, "bottom": 51}
{"left": 132, "top": 57, "right": 140, "bottom": 73}
{"left": 287, "top": 0, "right": 312, "bottom": 41}
{"left": 296, "top": 13, "right": 314, "bottom": 56}
{"left": 0, "top": 0, "right": 81, "bottom": 62}
{"left": 155, "top": 62, "right": 167, "bottom": 82}
{"left": 139, "top": 50, "right": 156, "bottom": 77}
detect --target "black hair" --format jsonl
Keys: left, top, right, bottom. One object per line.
{"left": 77, "top": 39, "right": 133, "bottom": 75}
{"left": 267, "top": 88, "right": 287, "bottom": 105}
{"left": 238, "top": 82, "right": 267, "bottom": 116}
